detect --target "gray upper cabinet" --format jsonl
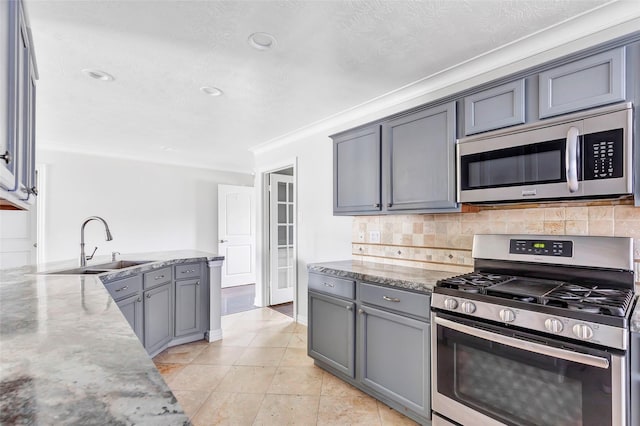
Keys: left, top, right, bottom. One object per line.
{"left": 383, "top": 102, "right": 457, "bottom": 211}
{"left": 1, "top": 0, "right": 37, "bottom": 209}
{"left": 464, "top": 79, "right": 525, "bottom": 135}
{"left": 174, "top": 277, "right": 202, "bottom": 337}
{"left": 333, "top": 125, "right": 381, "bottom": 215}
{"left": 539, "top": 47, "right": 626, "bottom": 118}
{"left": 143, "top": 282, "right": 173, "bottom": 356}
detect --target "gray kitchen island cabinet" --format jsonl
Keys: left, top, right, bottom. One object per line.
{"left": 333, "top": 125, "right": 381, "bottom": 215}
{"left": 143, "top": 282, "right": 173, "bottom": 356}
{"left": 308, "top": 272, "right": 356, "bottom": 378}
{"left": 117, "top": 292, "right": 144, "bottom": 342}
{"left": 382, "top": 102, "right": 457, "bottom": 211}
{"left": 174, "top": 262, "right": 206, "bottom": 340}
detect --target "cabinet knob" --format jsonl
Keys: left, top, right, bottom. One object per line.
{"left": 146, "top": 293, "right": 152, "bottom": 298}
{"left": 373, "top": 203, "right": 380, "bottom": 208}
{"left": 0, "top": 150, "right": 11, "bottom": 165}
{"left": 137, "top": 297, "right": 142, "bottom": 303}
{"left": 346, "top": 305, "right": 352, "bottom": 311}
{"left": 196, "top": 281, "right": 200, "bottom": 286}
{"left": 387, "top": 203, "right": 392, "bottom": 208}
{"left": 358, "top": 309, "right": 364, "bottom": 315}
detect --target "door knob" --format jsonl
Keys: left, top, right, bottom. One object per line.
{"left": 219, "top": 239, "right": 228, "bottom": 243}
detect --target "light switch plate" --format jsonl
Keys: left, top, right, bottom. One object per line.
{"left": 369, "top": 231, "right": 380, "bottom": 243}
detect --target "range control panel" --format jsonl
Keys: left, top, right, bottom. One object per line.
{"left": 509, "top": 239, "right": 573, "bottom": 257}
{"left": 583, "top": 128, "right": 624, "bottom": 180}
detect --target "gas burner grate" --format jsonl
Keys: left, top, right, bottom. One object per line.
{"left": 543, "top": 284, "right": 634, "bottom": 317}
{"left": 436, "top": 272, "right": 514, "bottom": 293}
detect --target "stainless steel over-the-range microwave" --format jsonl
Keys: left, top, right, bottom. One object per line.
{"left": 457, "top": 102, "right": 633, "bottom": 203}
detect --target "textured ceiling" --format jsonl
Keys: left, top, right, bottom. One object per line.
{"left": 26, "top": 0, "right": 611, "bottom": 173}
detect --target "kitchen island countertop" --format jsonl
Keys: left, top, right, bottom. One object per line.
{"left": 307, "top": 260, "right": 461, "bottom": 293}
{"left": 0, "top": 251, "right": 222, "bottom": 425}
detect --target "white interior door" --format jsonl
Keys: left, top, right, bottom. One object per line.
{"left": 218, "top": 184, "right": 256, "bottom": 288}
{"left": 269, "top": 174, "right": 295, "bottom": 305}
{"left": 0, "top": 204, "right": 37, "bottom": 268}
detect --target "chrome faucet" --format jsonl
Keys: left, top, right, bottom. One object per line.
{"left": 80, "top": 216, "right": 113, "bottom": 267}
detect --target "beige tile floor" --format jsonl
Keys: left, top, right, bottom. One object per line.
{"left": 153, "top": 307, "right": 418, "bottom": 426}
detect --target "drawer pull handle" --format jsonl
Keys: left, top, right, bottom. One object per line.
{"left": 115, "top": 285, "right": 128, "bottom": 292}
{"left": 383, "top": 296, "right": 401, "bottom": 303}
{"left": 181, "top": 269, "right": 195, "bottom": 274}
{"left": 323, "top": 283, "right": 335, "bottom": 288}
{"left": 155, "top": 275, "right": 165, "bottom": 280}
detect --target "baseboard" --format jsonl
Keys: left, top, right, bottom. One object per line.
{"left": 296, "top": 314, "right": 308, "bottom": 326}
{"left": 206, "top": 328, "right": 223, "bottom": 342}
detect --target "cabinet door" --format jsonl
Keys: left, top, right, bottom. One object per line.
{"left": 333, "top": 125, "right": 381, "bottom": 214}
{"left": 308, "top": 291, "right": 355, "bottom": 378}
{"left": 117, "top": 293, "right": 143, "bottom": 343}
{"left": 144, "top": 282, "right": 172, "bottom": 355}
{"left": 174, "top": 278, "right": 202, "bottom": 337}
{"left": 358, "top": 305, "right": 430, "bottom": 418}
{"left": 383, "top": 102, "right": 457, "bottom": 211}
{"left": 464, "top": 79, "right": 525, "bottom": 135}
{"left": 539, "top": 47, "right": 626, "bottom": 118}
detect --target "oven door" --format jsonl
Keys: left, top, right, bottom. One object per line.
{"left": 432, "top": 313, "right": 627, "bottom": 426}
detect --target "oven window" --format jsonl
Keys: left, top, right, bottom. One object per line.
{"left": 436, "top": 323, "right": 613, "bottom": 426}
{"left": 461, "top": 139, "right": 567, "bottom": 190}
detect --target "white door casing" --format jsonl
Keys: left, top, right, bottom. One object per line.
{"left": 217, "top": 184, "right": 256, "bottom": 288}
{"left": 0, "top": 203, "right": 37, "bottom": 268}
{"left": 269, "top": 173, "right": 295, "bottom": 305}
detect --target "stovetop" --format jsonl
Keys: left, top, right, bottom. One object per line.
{"left": 436, "top": 272, "right": 635, "bottom": 319}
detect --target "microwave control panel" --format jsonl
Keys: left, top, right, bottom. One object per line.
{"left": 509, "top": 239, "right": 573, "bottom": 257}
{"left": 583, "top": 128, "right": 624, "bottom": 180}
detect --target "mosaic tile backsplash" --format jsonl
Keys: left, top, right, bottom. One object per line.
{"left": 352, "top": 202, "right": 640, "bottom": 289}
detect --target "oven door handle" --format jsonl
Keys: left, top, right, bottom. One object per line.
{"left": 566, "top": 126, "right": 580, "bottom": 193}
{"left": 435, "top": 316, "right": 610, "bottom": 369}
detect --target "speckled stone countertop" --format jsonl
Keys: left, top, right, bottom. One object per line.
{"left": 0, "top": 251, "right": 222, "bottom": 425}
{"left": 307, "top": 260, "right": 458, "bottom": 293}
{"left": 631, "top": 296, "right": 640, "bottom": 333}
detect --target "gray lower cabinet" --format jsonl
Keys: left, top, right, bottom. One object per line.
{"left": 358, "top": 304, "right": 430, "bottom": 419}
{"left": 382, "top": 102, "right": 457, "bottom": 211}
{"left": 117, "top": 293, "right": 143, "bottom": 342}
{"left": 144, "top": 282, "right": 173, "bottom": 355}
{"left": 539, "top": 47, "right": 626, "bottom": 118}
{"left": 308, "top": 290, "right": 356, "bottom": 378}
{"left": 333, "top": 125, "right": 381, "bottom": 214}
{"left": 174, "top": 278, "right": 202, "bottom": 337}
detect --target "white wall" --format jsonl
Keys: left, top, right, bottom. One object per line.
{"left": 38, "top": 149, "right": 253, "bottom": 263}
{"left": 254, "top": 134, "right": 352, "bottom": 324}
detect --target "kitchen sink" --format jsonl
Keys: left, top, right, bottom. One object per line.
{"left": 46, "top": 260, "right": 154, "bottom": 275}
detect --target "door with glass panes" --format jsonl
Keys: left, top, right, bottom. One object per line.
{"left": 269, "top": 173, "right": 295, "bottom": 305}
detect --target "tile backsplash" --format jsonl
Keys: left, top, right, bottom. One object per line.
{"left": 352, "top": 201, "right": 640, "bottom": 289}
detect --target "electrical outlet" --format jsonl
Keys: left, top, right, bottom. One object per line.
{"left": 358, "top": 232, "right": 365, "bottom": 241}
{"left": 370, "top": 231, "right": 380, "bottom": 243}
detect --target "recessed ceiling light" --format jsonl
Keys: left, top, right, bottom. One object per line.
{"left": 200, "top": 86, "right": 223, "bottom": 97}
{"left": 248, "top": 32, "right": 277, "bottom": 51}
{"left": 82, "top": 69, "right": 115, "bottom": 81}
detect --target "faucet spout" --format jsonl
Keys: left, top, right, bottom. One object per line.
{"left": 80, "top": 216, "right": 113, "bottom": 267}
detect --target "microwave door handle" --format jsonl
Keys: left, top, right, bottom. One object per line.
{"left": 566, "top": 126, "right": 580, "bottom": 193}
{"left": 434, "top": 316, "right": 610, "bottom": 369}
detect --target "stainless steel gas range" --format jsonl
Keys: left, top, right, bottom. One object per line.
{"left": 430, "top": 234, "right": 637, "bottom": 426}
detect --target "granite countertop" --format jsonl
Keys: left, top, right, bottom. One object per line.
{"left": 307, "top": 260, "right": 459, "bottom": 293}
{"left": 632, "top": 296, "right": 640, "bottom": 333}
{"left": 0, "top": 251, "right": 222, "bottom": 425}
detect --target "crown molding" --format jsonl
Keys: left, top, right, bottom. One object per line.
{"left": 250, "top": 1, "right": 640, "bottom": 156}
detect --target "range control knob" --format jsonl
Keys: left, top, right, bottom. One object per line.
{"left": 572, "top": 323, "right": 594, "bottom": 340}
{"left": 544, "top": 318, "right": 564, "bottom": 333}
{"left": 499, "top": 309, "right": 515, "bottom": 323}
{"left": 461, "top": 301, "right": 476, "bottom": 314}
{"left": 443, "top": 298, "right": 458, "bottom": 310}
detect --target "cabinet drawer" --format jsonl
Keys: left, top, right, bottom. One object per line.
{"left": 309, "top": 273, "right": 355, "bottom": 300}
{"left": 143, "top": 267, "right": 172, "bottom": 289}
{"left": 175, "top": 263, "right": 201, "bottom": 280}
{"left": 104, "top": 274, "right": 142, "bottom": 301}
{"left": 359, "top": 282, "right": 430, "bottom": 320}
